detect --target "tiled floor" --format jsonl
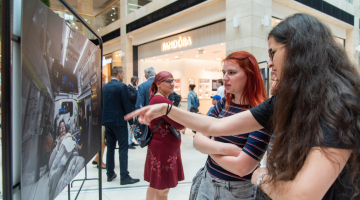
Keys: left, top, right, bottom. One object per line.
{"left": 55, "top": 129, "right": 207, "bottom": 200}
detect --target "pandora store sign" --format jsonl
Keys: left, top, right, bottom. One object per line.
{"left": 162, "top": 37, "right": 192, "bottom": 51}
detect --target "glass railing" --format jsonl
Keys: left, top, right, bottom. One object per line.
{"left": 94, "top": 1, "right": 120, "bottom": 32}
{"left": 50, "top": 0, "right": 120, "bottom": 38}
{"left": 127, "top": 0, "right": 153, "bottom": 14}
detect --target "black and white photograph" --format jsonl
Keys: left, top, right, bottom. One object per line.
{"left": 20, "top": 0, "right": 101, "bottom": 199}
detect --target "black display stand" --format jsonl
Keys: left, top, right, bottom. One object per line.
{"left": 1, "top": 0, "right": 13, "bottom": 199}
{"left": 57, "top": 1, "right": 104, "bottom": 200}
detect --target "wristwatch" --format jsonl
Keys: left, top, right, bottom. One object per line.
{"left": 256, "top": 174, "right": 268, "bottom": 186}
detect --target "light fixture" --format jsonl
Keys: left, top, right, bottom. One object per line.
{"left": 157, "top": 59, "right": 162, "bottom": 61}
{"left": 75, "top": 27, "right": 78, "bottom": 29}
{"left": 216, "top": 58, "right": 221, "bottom": 61}
{"left": 153, "top": 57, "right": 156, "bottom": 58}
{"left": 112, "top": 7, "right": 115, "bottom": 10}
{"left": 119, "top": 51, "right": 125, "bottom": 57}
{"left": 356, "top": 45, "right": 360, "bottom": 51}
{"left": 112, "top": 19, "right": 115, "bottom": 21}
{"left": 261, "top": 15, "right": 270, "bottom": 27}
{"left": 198, "top": 48, "right": 201, "bottom": 50}
{"left": 116, "top": 55, "right": 118, "bottom": 57}
{"left": 175, "top": 56, "right": 179, "bottom": 58}
{"left": 181, "top": 51, "right": 183, "bottom": 53}
{"left": 221, "top": 43, "right": 223, "bottom": 45}
{"left": 111, "top": 14, "right": 113, "bottom": 16}
{"left": 165, "top": 54, "right": 168, "bottom": 56}
{"left": 72, "top": 23, "right": 75, "bottom": 25}
{"left": 204, "top": 51, "right": 206, "bottom": 53}
{"left": 98, "top": 29, "right": 100, "bottom": 31}
{"left": 233, "top": 16, "right": 240, "bottom": 28}
{"left": 166, "top": 59, "right": 169, "bottom": 61}
{"left": 196, "top": 55, "right": 199, "bottom": 57}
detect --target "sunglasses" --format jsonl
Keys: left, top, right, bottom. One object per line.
{"left": 162, "top": 79, "right": 175, "bottom": 84}
{"left": 268, "top": 44, "right": 286, "bottom": 61}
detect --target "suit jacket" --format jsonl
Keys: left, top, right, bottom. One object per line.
{"left": 102, "top": 79, "right": 133, "bottom": 127}
{"left": 135, "top": 77, "right": 155, "bottom": 109}
{"left": 127, "top": 84, "right": 137, "bottom": 111}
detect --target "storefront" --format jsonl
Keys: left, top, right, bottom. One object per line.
{"left": 102, "top": 50, "right": 122, "bottom": 83}
{"left": 136, "top": 21, "right": 226, "bottom": 113}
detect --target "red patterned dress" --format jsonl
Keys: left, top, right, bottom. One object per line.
{"left": 144, "top": 95, "right": 185, "bottom": 189}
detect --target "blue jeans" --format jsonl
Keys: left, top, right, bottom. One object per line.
{"left": 196, "top": 171, "right": 256, "bottom": 200}
{"left": 105, "top": 125, "right": 130, "bottom": 181}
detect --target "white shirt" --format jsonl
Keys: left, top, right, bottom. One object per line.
{"left": 216, "top": 86, "right": 225, "bottom": 98}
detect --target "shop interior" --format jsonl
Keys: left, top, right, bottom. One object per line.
{"left": 139, "top": 43, "right": 226, "bottom": 114}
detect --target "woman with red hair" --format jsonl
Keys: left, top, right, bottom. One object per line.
{"left": 191, "top": 51, "right": 270, "bottom": 200}
{"left": 145, "top": 71, "right": 185, "bottom": 200}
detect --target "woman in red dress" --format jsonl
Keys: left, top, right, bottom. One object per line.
{"left": 145, "top": 71, "right": 185, "bottom": 200}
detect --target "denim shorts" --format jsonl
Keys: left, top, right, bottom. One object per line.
{"left": 196, "top": 171, "right": 256, "bottom": 200}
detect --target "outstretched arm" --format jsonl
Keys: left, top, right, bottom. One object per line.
{"left": 125, "top": 103, "right": 262, "bottom": 136}
{"left": 193, "top": 133, "right": 242, "bottom": 156}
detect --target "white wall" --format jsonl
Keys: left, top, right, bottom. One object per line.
{"left": 139, "top": 59, "right": 223, "bottom": 113}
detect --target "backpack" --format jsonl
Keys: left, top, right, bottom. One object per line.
{"left": 191, "top": 93, "right": 200, "bottom": 109}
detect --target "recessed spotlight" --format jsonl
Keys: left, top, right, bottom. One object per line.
{"left": 198, "top": 48, "right": 201, "bottom": 50}
{"left": 76, "top": 27, "right": 78, "bottom": 29}
{"left": 112, "top": 19, "right": 115, "bottom": 21}
{"left": 221, "top": 43, "right": 224, "bottom": 45}
{"left": 181, "top": 51, "right": 183, "bottom": 53}
{"left": 216, "top": 58, "right": 221, "bottom": 60}
{"left": 196, "top": 55, "right": 199, "bottom": 57}
{"left": 112, "top": 7, "right": 115, "bottom": 10}
{"left": 98, "top": 29, "right": 100, "bottom": 31}
{"left": 153, "top": 57, "right": 156, "bottom": 58}
{"left": 111, "top": 14, "right": 113, "bottom": 16}
{"left": 175, "top": 56, "right": 178, "bottom": 58}
{"left": 204, "top": 51, "right": 206, "bottom": 53}
{"left": 116, "top": 55, "right": 118, "bottom": 57}
{"left": 165, "top": 54, "right": 168, "bottom": 56}
{"left": 72, "top": 23, "right": 75, "bottom": 25}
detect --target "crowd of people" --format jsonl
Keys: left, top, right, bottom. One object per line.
{"left": 123, "top": 13, "right": 360, "bottom": 200}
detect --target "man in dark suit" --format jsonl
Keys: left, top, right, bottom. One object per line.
{"left": 127, "top": 76, "right": 139, "bottom": 149}
{"left": 135, "top": 66, "right": 156, "bottom": 109}
{"left": 102, "top": 66, "right": 140, "bottom": 185}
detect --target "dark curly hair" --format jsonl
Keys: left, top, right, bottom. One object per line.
{"left": 267, "top": 13, "right": 360, "bottom": 199}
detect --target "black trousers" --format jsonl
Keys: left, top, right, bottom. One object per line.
{"left": 105, "top": 125, "right": 130, "bottom": 181}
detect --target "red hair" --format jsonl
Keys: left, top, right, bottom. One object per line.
{"left": 222, "top": 51, "right": 268, "bottom": 109}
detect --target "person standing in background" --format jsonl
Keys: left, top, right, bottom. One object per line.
{"left": 216, "top": 79, "right": 225, "bottom": 98}
{"left": 135, "top": 66, "right": 156, "bottom": 109}
{"left": 206, "top": 94, "right": 221, "bottom": 115}
{"left": 127, "top": 76, "right": 139, "bottom": 149}
{"left": 102, "top": 66, "right": 140, "bottom": 185}
{"left": 92, "top": 74, "right": 107, "bottom": 169}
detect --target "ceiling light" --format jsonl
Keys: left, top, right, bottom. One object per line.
{"left": 221, "top": 43, "right": 223, "bottom": 45}
{"left": 166, "top": 59, "right": 169, "bottom": 61}
{"left": 75, "top": 27, "right": 78, "bottom": 29}
{"left": 112, "top": 19, "right": 115, "bottom": 21}
{"left": 196, "top": 55, "right": 199, "bottom": 57}
{"left": 181, "top": 51, "right": 183, "bottom": 53}
{"left": 216, "top": 58, "right": 221, "bottom": 61}
{"left": 153, "top": 57, "right": 156, "bottom": 58}
{"left": 165, "top": 54, "right": 167, "bottom": 56}
{"left": 204, "top": 51, "right": 206, "bottom": 53}
{"left": 111, "top": 14, "right": 113, "bottom": 16}
{"left": 98, "top": 29, "right": 100, "bottom": 31}
{"left": 112, "top": 7, "right": 115, "bottom": 10}
{"left": 198, "top": 48, "right": 201, "bottom": 50}
{"left": 72, "top": 23, "right": 75, "bottom": 25}
{"left": 175, "top": 56, "right": 178, "bottom": 58}
{"left": 116, "top": 55, "right": 118, "bottom": 57}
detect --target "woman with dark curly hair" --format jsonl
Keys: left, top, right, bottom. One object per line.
{"left": 126, "top": 13, "right": 360, "bottom": 200}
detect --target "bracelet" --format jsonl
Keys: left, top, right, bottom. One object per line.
{"left": 165, "top": 104, "right": 173, "bottom": 116}
{"left": 256, "top": 174, "right": 268, "bottom": 186}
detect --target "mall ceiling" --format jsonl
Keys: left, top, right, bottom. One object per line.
{"left": 50, "top": 0, "right": 113, "bottom": 9}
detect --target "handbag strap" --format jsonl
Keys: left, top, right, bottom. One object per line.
{"left": 147, "top": 118, "right": 164, "bottom": 140}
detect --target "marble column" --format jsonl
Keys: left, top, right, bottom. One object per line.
{"left": 226, "top": 0, "right": 272, "bottom": 63}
